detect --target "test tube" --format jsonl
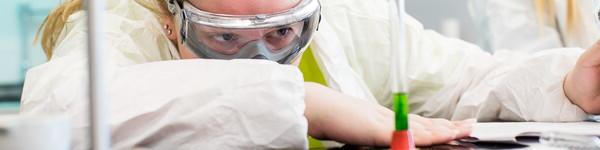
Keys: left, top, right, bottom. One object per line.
{"left": 389, "top": 0, "right": 413, "bottom": 149}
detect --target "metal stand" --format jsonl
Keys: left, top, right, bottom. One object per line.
{"left": 85, "top": 0, "right": 110, "bottom": 149}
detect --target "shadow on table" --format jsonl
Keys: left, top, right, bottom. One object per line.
{"left": 330, "top": 138, "right": 533, "bottom": 150}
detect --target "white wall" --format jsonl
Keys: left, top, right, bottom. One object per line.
{"left": 406, "top": 0, "right": 490, "bottom": 51}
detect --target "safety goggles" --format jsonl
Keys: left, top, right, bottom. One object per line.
{"left": 166, "top": 0, "right": 321, "bottom": 64}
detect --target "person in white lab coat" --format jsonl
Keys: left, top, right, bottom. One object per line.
{"left": 23, "top": 0, "right": 600, "bottom": 148}
{"left": 474, "top": 0, "right": 600, "bottom": 52}
{"left": 24, "top": 0, "right": 474, "bottom": 149}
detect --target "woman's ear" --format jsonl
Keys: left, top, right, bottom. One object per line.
{"left": 161, "top": 15, "right": 178, "bottom": 41}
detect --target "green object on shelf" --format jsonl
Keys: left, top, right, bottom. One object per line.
{"left": 393, "top": 92, "right": 409, "bottom": 130}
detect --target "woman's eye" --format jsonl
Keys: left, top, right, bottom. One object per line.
{"left": 277, "top": 28, "right": 292, "bottom": 36}
{"left": 270, "top": 27, "right": 293, "bottom": 38}
{"left": 213, "top": 33, "right": 238, "bottom": 42}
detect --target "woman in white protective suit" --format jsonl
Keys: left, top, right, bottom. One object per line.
{"left": 23, "top": 0, "right": 600, "bottom": 149}
{"left": 473, "top": 0, "right": 600, "bottom": 52}
{"left": 23, "top": 0, "right": 474, "bottom": 149}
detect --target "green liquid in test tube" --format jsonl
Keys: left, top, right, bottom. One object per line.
{"left": 393, "top": 92, "right": 409, "bottom": 130}
{"left": 391, "top": 92, "right": 411, "bottom": 150}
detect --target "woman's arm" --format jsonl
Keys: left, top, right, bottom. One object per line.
{"left": 303, "top": 82, "right": 474, "bottom": 147}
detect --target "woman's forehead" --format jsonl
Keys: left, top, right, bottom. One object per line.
{"left": 189, "top": 0, "right": 301, "bottom": 15}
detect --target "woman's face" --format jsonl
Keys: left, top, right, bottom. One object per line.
{"left": 174, "top": 0, "right": 301, "bottom": 59}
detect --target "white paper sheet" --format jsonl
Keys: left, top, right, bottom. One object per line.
{"left": 471, "top": 122, "right": 600, "bottom": 142}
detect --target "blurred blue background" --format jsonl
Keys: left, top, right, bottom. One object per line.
{"left": 0, "top": 0, "right": 59, "bottom": 110}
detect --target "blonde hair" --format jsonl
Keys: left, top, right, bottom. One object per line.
{"left": 36, "top": 0, "right": 82, "bottom": 59}
{"left": 37, "top": 0, "right": 170, "bottom": 60}
{"left": 533, "top": 0, "right": 581, "bottom": 38}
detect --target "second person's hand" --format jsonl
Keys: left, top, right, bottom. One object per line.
{"left": 565, "top": 40, "right": 600, "bottom": 114}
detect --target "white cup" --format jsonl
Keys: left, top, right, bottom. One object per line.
{"left": 0, "top": 114, "right": 71, "bottom": 150}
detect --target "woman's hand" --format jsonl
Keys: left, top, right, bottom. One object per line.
{"left": 409, "top": 114, "right": 475, "bottom": 146}
{"left": 565, "top": 40, "right": 600, "bottom": 114}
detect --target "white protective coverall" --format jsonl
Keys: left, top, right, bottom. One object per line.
{"left": 472, "top": 0, "right": 600, "bottom": 52}
{"left": 21, "top": 1, "right": 308, "bottom": 149}
{"left": 20, "top": 0, "right": 590, "bottom": 149}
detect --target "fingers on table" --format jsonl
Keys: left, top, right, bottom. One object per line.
{"left": 409, "top": 116, "right": 473, "bottom": 146}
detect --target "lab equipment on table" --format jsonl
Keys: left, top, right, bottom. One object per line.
{"left": 540, "top": 131, "right": 600, "bottom": 149}
{"left": 389, "top": 0, "right": 413, "bottom": 149}
{"left": 590, "top": 115, "right": 600, "bottom": 122}
{"left": 392, "top": 93, "right": 411, "bottom": 149}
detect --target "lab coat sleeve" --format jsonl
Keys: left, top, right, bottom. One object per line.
{"left": 106, "top": 60, "right": 308, "bottom": 149}
{"left": 402, "top": 14, "right": 589, "bottom": 122}
{"left": 482, "top": 0, "right": 564, "bottom": 52}
{"left": 22, "top": 59, "right": 309, "bottom": 149}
